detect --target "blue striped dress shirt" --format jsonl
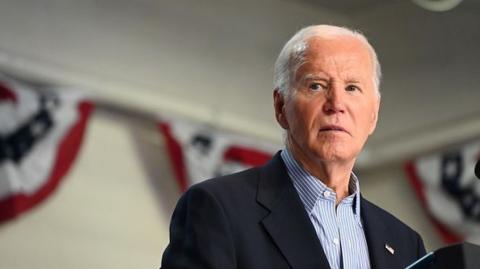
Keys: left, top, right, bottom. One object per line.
{"left": 281, "top": 149, "right": 371, "bottom": 269}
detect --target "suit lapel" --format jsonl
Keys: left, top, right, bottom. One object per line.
{"left": 257, "top": 153, "right": 331, "bottom": 269}
{"left": 361, "top": 198, "right": 398, "bottom": 269}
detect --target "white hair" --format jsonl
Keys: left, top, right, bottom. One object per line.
{"left": 273, "top": 25, "right": 382, "bottom": 98}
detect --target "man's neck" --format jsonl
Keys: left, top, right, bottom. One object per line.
{"left": 286, "top": 145, "right": 355, "bottom": 204}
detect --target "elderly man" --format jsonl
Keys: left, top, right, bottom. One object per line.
{"left": 161, "top": 25, "right": 426, "bottom": 269}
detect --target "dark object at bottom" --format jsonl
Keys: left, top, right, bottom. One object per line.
{"left": 406, "top": 242, "right": 480, "bottom": 269}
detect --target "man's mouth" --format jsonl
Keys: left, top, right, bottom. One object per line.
{"left": 319, "top": 125, "right": 348, "bottom": 134}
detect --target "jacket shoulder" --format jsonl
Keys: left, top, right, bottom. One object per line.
{"left": 362, "top": 197, "right": 419, "bottom": 235}
{"left": 187, "top": 166, "right": 261, "bottom": 200}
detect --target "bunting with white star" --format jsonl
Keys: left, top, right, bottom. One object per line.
{"left": 405, "top": 140, "right": 480, "bottom": 244}
{"left": 158, "top": 116, "right": 278, "bottom": 191}
{"left": 0, "top": 75, "right": 93, "bottom": 222}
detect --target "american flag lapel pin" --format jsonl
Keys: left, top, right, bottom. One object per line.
{"left": 385, "top": 243, "right": 395, "bottom": 255}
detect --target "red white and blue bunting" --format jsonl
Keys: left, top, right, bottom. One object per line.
{"left": 0, "top": 75, "right": 93, "bottom": 222}
{"left": 405, "top": 141, "right": 480, "bottom": 244}
{"left": 158, "top": 117, "right": 278, "bottom": 191}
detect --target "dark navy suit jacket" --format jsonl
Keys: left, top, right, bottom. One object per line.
{"left": 161, "top": 152, "right": 426, "bottom": 269}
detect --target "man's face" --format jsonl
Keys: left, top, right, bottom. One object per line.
{"left": 274, "top": 36, "right": 380, "bottom": 164}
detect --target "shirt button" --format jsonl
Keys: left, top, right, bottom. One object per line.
{"left": 333, "top": 238, "right": 339, "bottom": 245}
{"left": 323, "top": 190, "right": 331, "bottom": 198}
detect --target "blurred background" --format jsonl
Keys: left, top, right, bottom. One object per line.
{"left": 0, "top": 0, "right": 480, "bottom": 268}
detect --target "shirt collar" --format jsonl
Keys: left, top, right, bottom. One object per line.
{"left": 280, "top": 148, "right": 363, "bottom": 224}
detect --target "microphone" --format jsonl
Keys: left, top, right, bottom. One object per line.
{"left": 476, "top": 160, "right": 480, "bottom": 179}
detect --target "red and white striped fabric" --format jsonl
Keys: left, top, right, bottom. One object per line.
{"left": 405, "top": 141, "right": 480, "bottom": 244}
{"left": 0, "top": 75, "right": 93, "bottom": 222}
{"left": 158, "top": 117, "right": 278, "bottom": 192}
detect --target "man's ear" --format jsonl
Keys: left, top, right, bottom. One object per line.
{"left": 274, "top": 89, "right": 289, "bottom": 130}
{"left": 368, "top": 97, "right": 380, "bottom": 135}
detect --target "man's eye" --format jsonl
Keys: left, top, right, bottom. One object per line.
{"left": 309, "top": 83, "right": 325, "bottom": 91}
{"left": 346, "top": 85, "right": 360, "bottom": 92}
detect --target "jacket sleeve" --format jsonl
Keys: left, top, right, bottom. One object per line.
{"left": 161, "top": 186, "right": 236, "bottom": 269}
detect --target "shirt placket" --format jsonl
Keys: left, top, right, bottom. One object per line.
{"left": 317, "top": 189, "right": 342, "bottom": 269}
{"left": 337, "top": 201, "right": 354, "bottom": 269}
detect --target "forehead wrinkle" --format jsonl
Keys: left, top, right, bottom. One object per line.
{"left": 327, "top": 54, "right": 371, "bottom": 86}
{"left": 296, "top": 38, "right": 374, "bottom": 90}
{"left": 307, "top": 37, "right": 373, "bottom": 77}
{"left": 302, "top": 73, "right": 329, "bottom": 81}
{"left": 312, "top": 57, "right": 358, "bottom": 85}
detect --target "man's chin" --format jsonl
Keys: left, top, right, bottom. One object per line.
{"left": 310, "top": 148, "right": 356, "bottom": 164}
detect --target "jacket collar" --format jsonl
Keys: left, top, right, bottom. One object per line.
{"left": 256, "top": 152, "right": 331, "bottom": 269}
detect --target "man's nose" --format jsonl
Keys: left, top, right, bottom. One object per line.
{"left": 322, "top": 86, "right": 345, "bottom": 114}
